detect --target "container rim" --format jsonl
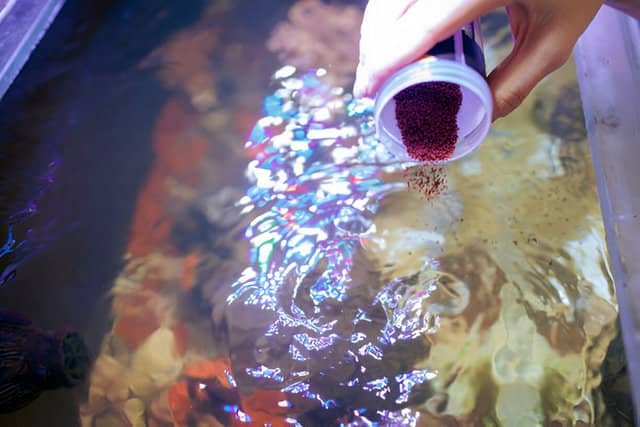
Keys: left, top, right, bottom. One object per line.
{"left": 373, "top": 57, "right": 493, "bottom": 164}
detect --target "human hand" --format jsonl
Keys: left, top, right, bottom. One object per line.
{"left": 354, "top": 0, "right": 604, "bottom": 120}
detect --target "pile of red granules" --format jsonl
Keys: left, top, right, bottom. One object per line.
{"left": 394, "top": 82, "right": 463, "bottom": 163}
{"left": 394, "top": 81, "right": 462, "bottom": 200}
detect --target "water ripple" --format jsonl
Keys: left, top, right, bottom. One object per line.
{"left": 224, "top": 67, "right": 434, "bottom": 421}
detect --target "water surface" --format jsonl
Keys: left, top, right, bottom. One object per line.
{"left": 0, "top": 1, "right": 631, "bottom": 426}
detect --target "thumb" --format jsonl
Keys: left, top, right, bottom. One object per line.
{"left": 488, "top": 24, "right": 572, "bottom": 120}
{"left": 356, "top": 0, "right": 507, "bottom": 98}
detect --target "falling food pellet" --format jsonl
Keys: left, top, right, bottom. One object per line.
{"left": 394, "top": 82, "right": 463, "bottom": 163}
{"left": 404, "top": 165, "right": 448, "bottom": 201}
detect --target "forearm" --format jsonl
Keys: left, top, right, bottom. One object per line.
{"left": 606, "top": 0, "right": 640, "bottom": 19}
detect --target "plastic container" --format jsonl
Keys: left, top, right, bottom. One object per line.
{"left": 574, "top": 6, "right": 640, "bottom": 423}
{"left": 374, "top": 21, "right": 493, "bottom": 164}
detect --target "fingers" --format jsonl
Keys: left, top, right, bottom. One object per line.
{"left": 355, "top": 0, "right": 418, "bottom": 97}
{"left": 488, "top": 7, "right": 573, "bottom": 120}
{"left": 355, "top": 0, "right": 507, "bottom": 98}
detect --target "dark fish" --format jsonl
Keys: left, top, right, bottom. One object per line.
{"left": 0, "top": 311, "right": 90, "bottom": 413}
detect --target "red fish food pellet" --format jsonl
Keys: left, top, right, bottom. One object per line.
{"left": 394, "top": 82, "right": 463, "bottom": 163}
{"left": 404, "top": 165, "right": 448, "bottom": 201}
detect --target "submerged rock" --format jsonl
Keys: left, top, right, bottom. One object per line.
{"left": 532, "top": 82, "right": 587, "bottom": 142}
{"left": 129, "top": 328, "right": 183, "bottom": 399}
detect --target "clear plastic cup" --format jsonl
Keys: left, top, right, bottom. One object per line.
{"left": 374, "top": 25, "right": 493, "bottom": 164}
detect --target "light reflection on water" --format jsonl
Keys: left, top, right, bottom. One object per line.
{"left": 226, "top": 68, "right": 437, "bottom": 422}
{"left": 218, "top": 62, "right": 618, "bottom": 425}
{"left": 0, "top": 156, "right": 60, "bottom": 286}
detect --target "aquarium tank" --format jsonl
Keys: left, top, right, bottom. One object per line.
{"left": 0, "top": 1, "right": 635, "bottom": 426}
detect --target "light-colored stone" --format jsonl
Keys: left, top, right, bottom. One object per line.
{"left": 93, "top": 408, "right": 131, "bottom": 427}
{"left": 129, "top": 328, "right": 183, "bottom": 399}
{"left": 149, "top": 391, "right": 173, "bottom": 424}
{"left": 123, "top": 398, "right": 147, "bottom": 427}
{"left": 90, "top": 355, "right": 129, "bottom": 405}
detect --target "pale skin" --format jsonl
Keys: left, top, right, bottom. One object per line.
{"left": 354, "top": 0, "right": 640, "bottom": 121}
